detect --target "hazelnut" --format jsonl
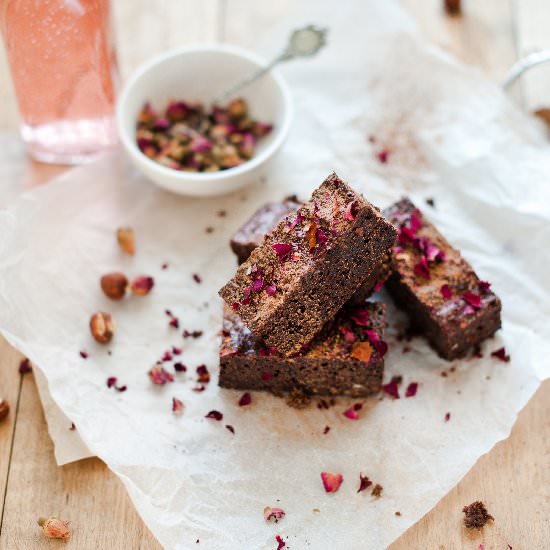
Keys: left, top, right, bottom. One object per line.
{"left": 100, "top": 272, "right": 128, "bottom": 300}
{"left": 90, "top": 312, "right": 115, "bottom": 344}
{"left": 130, "top": 275, "right": 154, "bottom": 296}
{"left": 116, "top": 227, "right": 135, "bottom": 255}
{"left": 0, "top": 398, "right": 9, "bottom": 422}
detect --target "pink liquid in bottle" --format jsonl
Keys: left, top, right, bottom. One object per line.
{"left": 0, "top": 0, "right": 119, "bottom": 164}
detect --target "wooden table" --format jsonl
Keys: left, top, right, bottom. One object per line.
{"left": 0, "top": 1, "right": 548, "bottom": 548}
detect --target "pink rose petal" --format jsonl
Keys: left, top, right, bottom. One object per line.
{"left": 350, "top": 308, "right": 370, "bottom": 326}
{"left": 462, "top": 291, "right": 482, "bottom": 309}
{"left": 440, "top": 284, "right": 452, "bottom": 300}
{"left": 405, "top": 382, "right": 418, "bottom": 397}
{"left": 321, "top": 471, "right": 344, "bottom": 493}
{"left": 357, "top": 473, "right": 372, "bottom": 493}
{"left": 272, "top": 243, "right": 293, "bottom": 262}
{"left": 413, "top": 256, "right": 430, "bottom": 279}
{"left": 205, "top": 410, "right": 223, "bottom": 421}
{"left": 172, "top": 397, "right": 184, "bottom": 415}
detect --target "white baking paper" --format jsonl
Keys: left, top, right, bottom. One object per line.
{"left": 1, "top": 1, "right": 549, "bottom": 548}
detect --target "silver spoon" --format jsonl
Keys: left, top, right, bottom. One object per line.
{"left": 213, "top": 24, "right": 328, "bottom": 105}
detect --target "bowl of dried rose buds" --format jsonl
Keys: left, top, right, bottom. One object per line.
{"left": 117, "top": 44, "right": 293, "bottom": 196}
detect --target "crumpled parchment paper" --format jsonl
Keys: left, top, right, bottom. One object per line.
{"left": 0, "top": 1, "right": 549, "bottom": 548}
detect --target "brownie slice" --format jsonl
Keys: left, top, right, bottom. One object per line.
{"left": 383, "top": 198, "right": 501, "bottom": 360}
{"left": 219, "top": 172, "right": 398, "bottom": 356}
{"left": 230, "top": 197, "right": 393, "bottom": 304}
{"left": 230, "top": 195, "right": 301, "bottom": 264}
{"left": 220, "top": 302, "right": 387, "bottom": 397}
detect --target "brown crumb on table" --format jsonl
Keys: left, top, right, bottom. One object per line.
{"left": 444, "top": 0, "right": 461, "bottom": 15}
{"left": 205, "top": 226, "right": 214, "bottom": 234}
{"left": 395, "top": 511, "right": 401, "bottom": 516}
{"left": 217, "top": 210, "right": 227, "bottom": 217}
{"left": 425, "top": 198, "right": 435, "bottom": 208}
{"left": 462, "top": 501, "right": 494, "bottom": 529}
{"left": 371, "top": 484, "right": 383, "bottom": 498}
{"left": 285, "top": 388, "right": 311, "bottom": 409}
{"left": 534, "top": 108, "right": 550, "bottom": 132}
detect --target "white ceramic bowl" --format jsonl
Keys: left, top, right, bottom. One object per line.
{"left": 116, "top": 44, "right": 293, "bottom": 197}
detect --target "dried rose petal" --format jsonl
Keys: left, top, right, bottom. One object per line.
{"left": 264, "top": 506, "right": 286, "bottom": 522}
{"left": 192, "top": 273, "right": 202, "bottom": 284}
{"left": 225, "top": 424, "right": 235, "bottom": 434}
{"left": 169, "top": 317, "right": 180, "bottom": 329}
{"left": 183, "top": 329, "right": 203, "bottom": 339}
{"left": 196, "top": 364, "right": 210, "bottom": 383}
{"left": 339, "top": 325, "right": 357, "bottom": 343}
{"left": 323, "top": 425, "right": 331, "bottom": 435}
{"left": 350, "top": 308, "right": 370, "bottom": 326}
{"left": 275, "top": 535, "right": 286, "bottom": 550}
{"left": 373, "top": 277, "right": 387, "bottom": 293}
{"left": 79, "top": 350, "right": 88, "bottom": 359}
{"left": 131, "top": 275, "right": 154, "bottom": 296}
{"left": 116, "top": 385, "right": 127, "bottom": 393}
{"left": 382, "top": 380, "right": 400, "bottom": 399}
{"left": 373, "top": 339, "right": 388, "bottom": 358}
{"left": 107, "top": 376, "right": 117, "bottom": 388}
{"left": 344, "top": 200, "right": 359, "bottom": 221}
{"left": 148, "top": 365, "right": 174, "bottom": 385}
{"left": 316, "top": 228, "right": 329, "bottom": 247}
{"left": 190, "top": 136, "right": 212, "bottom": 153}
{"left": 444, "top": 412, "right": 451, "bottom": 422}
{"left": 405, "top": 382, "right": 418, "bottom": 397}
{"left": 174, "top": 362, "right": 187, "bottom": 372}
{"left": 413, "top": 256, "right": 430, "bottom": 279}
{"left": 19, "top": 358, "right": 32, "bottom": 374}
{"left": 37, "top": 516, "right": 70, "bottom": 540}
{"left": 172, "top": 397, "right": 184, "bottom": 415}
{"left": 462, "top": 291, "right": 481, "bottom": 309}
{"left": 238, "top": 392, "right": 252, "bottom": 407}
{"left": 357, "top": 473, "right": 372, "bottom": 493}
{"left": 265, "top": 284, "right": 277, "bottom": 296}
{"left": 479, "top": 280, "right": 492, "bottom": 293}
{"left": 377, "top": 149, "right": 389, "bottom": 163}
{"left": 261, "top": 372, "right": 274, "bottom": 381}
{"left": 440, "top": 284, "right": 452, "bottom": 300}
{"left": 251, "top": 276, "right": 264, "bottom": 292}
{"left": 161, "top": 351, "right": 172, "bottom": 362}
{"left": 192, "top": 383, "right": 206, "bottom": 392}
{"left": 491, "top": 347, "right": 510, "bottom": 362}
{"left": 172, "top": 346, "right": 182, "bottom": 355}
{"left": 343, "top": 406, "right": 360, "bottom": 420}
{"left": 351, "top": 341, "right": 373, "bottom": 363}
{"left": 272, "top": 243, "right": 293, "bottom": 262}
{"left": 321, "top": 471, "right": 344, "bottom": 493}
{"left": 205, "top": 410, "right": 223, "bottom": 421}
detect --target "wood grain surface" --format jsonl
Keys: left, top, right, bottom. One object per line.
{"left": 0, "top": 1, "right": 549, "bottom": 548}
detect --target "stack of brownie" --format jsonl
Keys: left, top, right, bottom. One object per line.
{"left": 218, "top": 173, "right": 501, "bottom": 399}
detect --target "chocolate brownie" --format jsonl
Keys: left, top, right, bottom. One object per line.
{"left": 383, "top": 198, "right": 501, "bottom": 360}
{"left": 219, "top": 302, "right": 387, "bottom": 397}
{"left": 230, "top": 196, "right": 301, "bottom": 264}
{"left": 230, "top": 197, "right": 393, "bottom": 304}
{"left": 219, "top": 172, "right": 398, "bottom": 356}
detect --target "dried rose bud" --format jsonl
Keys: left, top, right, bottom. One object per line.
{"left": 37, "top": 516, "right": 70, "bottom": 540}
{"left": 131, "top": 275, "right": 154, "bottom": 296}
{"left": 90, "top": 312, "right": 115, "bottom": 344}
{"left": 227, "top": 98, "right": 247, "bottom": 119}
{"left": 100, "top": 272, "right": 128, "bottom": 300}
{"left": 116, "top": 227, "right": 135, "bottom": 256}
{"left": 0, "top": 399, "right": 9, "bottom": 422}
{"left": 264, "top": 506, "right": 286, "bottom": 522}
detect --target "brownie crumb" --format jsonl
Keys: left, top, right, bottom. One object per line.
{"left": 285, "top": 388, "right": 311, "bottom": 409}
{"left": 462, "top": 501, "right": 494, "bottom": 529}
{"left": 217, "top": 210, "right": 227, "bottom": 217}
{"left": 444, "top": 0, "right": 461, "bottom": 15}
{"left": 425, "top": 197, "right": 435, "bottom": 208}
{"left": 395, "top": 511, "right": 401, "bottom": 516}
{"left": 371, "top": 484, "right": 383, "bottom": 498}
{"left": 205, "top": 226, "right": 214, "bottom": 234}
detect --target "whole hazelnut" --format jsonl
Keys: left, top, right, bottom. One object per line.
{"left": 100, "top": 272, "right": 128, "bottom": 300}
{"left": 116, "top": 227, "right": 135, "bottom": 255}
{"left": 0, "top": 399, "right": 9, "bottom": 422}
{"left": 90, "top": 312, "right": 115, "bottom": 344}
